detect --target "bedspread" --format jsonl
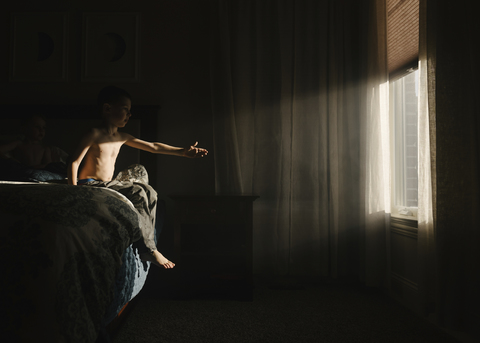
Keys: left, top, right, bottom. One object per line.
{"left": 0, "top": 182, "right": 144, "bottom": 342}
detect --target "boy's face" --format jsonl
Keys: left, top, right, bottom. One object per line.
{"left": 24, "top": 116, "right": 46, "bottom": 141}
{"left": 104, "top": 97, "right": 132, "bottom": 128}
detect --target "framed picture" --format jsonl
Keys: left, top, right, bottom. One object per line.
{"left": 10, "top": 13, "right": 68, "bottom": 82}
{"left": 82, "top": 13, "right": 140, "bottom": 82}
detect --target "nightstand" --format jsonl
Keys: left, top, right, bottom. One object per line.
{"left": 169, "top": 194, "right": 259, "bottom": 300}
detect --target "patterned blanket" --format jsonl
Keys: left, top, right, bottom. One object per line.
{"left": 0, "top": 181, "right": 146, "bottom": 342}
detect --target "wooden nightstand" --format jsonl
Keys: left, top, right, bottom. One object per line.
{"left": 169, "top": 194, "right": 258, "bottom": 300}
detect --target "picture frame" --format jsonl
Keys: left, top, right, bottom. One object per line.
{"left": 9, "top": 13, "right": 68, "bottom": 82}
{"left": 82, "top": 13, "right": 140, "bottom": 82}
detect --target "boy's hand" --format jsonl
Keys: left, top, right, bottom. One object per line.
{"left": 183, "top": 142, "right": 208, "bottom": 158}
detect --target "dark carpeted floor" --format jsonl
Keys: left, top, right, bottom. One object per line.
{"left": 111, "top": 270, "right": 460, "bottom": 343}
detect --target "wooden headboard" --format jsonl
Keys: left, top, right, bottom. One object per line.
{"left": 1, "top": 104, "right": 160, "bottom": 189}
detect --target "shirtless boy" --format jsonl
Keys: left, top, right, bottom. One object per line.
{"left": 68, "top": 86, "right": 208, "bottom": 269}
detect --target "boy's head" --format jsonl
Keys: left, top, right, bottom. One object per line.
{"left": 97, "top": 85, "right": 131, "bottom": 112}
{"left": 97, "top": 85, "right": 132, "bottom": 127}
{"left": 21, "top": 114, "right": 47, "bottom": 141}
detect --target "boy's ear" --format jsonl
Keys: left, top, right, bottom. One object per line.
{"left": 102, "top": 103, "right": 111, "bottom": 114}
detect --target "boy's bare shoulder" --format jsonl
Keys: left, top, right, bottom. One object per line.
{"left": 119, "top": 131, "right": 135, "bottom": 141}
{"left": 90, "top": 127, "right": 104, "bottom": 135}
{"left": 79, "top": 127, "right": 102, "bottom": 144}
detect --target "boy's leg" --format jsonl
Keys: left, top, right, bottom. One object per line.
{"left": 114, "top": 163, "right": 149, "bottom": 185}
{"left": 102, "top": 180, "right": 174, "bottom": 269}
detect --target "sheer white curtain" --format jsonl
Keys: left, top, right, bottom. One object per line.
{"left": 210, "top": 0, "right": 389, "bottom": 283}
{"left": 360, "top": 0, "right": 390, "bottom": 286}
{"left": 417, "top": 0, "right": 437, "bottom": 318}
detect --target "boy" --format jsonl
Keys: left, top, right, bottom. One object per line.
{"left": 0, "top": 114, "right": 68, "bottom": 182}
{"left": 1, "top": 114, "right": 55, "bottom": 168}
{"left": 68, "top": 86, "right": 208, "bottom": 269}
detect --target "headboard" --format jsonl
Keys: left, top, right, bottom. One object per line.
{"left": 1, "top": 104, "right": 160, "bottom": 189}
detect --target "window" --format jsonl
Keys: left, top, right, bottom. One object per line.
{"left": 390, "top": 69, "right": 419, "bottom": 217}
{"left": 387, "top": 0, "right": 419, "bottom": 219}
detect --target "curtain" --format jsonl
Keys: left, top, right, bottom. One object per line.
{"left": 210, "top": 0, "right": 389, "bottom": 284}
{"left": 360, "top": 0, "right": 390, "bottom": 286}
{"left": 417, "top": 0, "right": 437, "bottom": 318}
{"left": 429, "top": 0, "right": 480, "bottom": 337}
{"left": 418, "top": 1, "right": 480, "bottom": 339}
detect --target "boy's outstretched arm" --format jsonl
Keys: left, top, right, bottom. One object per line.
{"left": 124, "top": 135, "right": 208, "bottom": 158}
{"left": 68, "top": 130, "right": 96, "bottom": 185}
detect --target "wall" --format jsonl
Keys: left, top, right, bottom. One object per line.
{"left": 0, "top": 0, "right": 215, "bottom": 258}
{"left": 389, "top": 217, "right": 420, "bottom": 313}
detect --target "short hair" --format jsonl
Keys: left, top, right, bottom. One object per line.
{"left": 97, "top": 85, "right": 131, "bottom": 110}
{"left": 21, "top": 114, "right": 47, "bottom": 127}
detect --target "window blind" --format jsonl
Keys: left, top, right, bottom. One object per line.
{"left": 387, "top": 0, "right": 419, "bottom": 79}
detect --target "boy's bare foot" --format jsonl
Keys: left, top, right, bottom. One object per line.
{"left": 140, "top": 250, "right": 175, "bottom": 269}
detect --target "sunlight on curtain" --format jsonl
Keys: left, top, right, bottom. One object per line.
{"left": 211, "top": 0, "right": 390, "bottom": 282}
{"left": 417, "top": 56, "right": 436, "bottom": 316}
{"left": 359, "top": 0, "right": 390, "bottom": 287}
{"left": 366, "top": 81, "right": 391, "bottom": 215}
{"left": 417, "top": 0, "right": 437, "bottom": 318}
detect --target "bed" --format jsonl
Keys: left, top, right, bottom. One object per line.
{"left": 0, "top": 105, "right": 161, "bottom": 342}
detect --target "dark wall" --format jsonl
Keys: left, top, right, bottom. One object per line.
{"left": 0, "top": 0, "right": 215, "bottom": 257}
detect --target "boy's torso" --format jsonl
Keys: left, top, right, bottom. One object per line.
{"left": 79, "top": 129, "right": 130, "bottom": 182}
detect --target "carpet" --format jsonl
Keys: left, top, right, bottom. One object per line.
{"left": 112, "top": 273, "right": 459, "bottom": 343}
